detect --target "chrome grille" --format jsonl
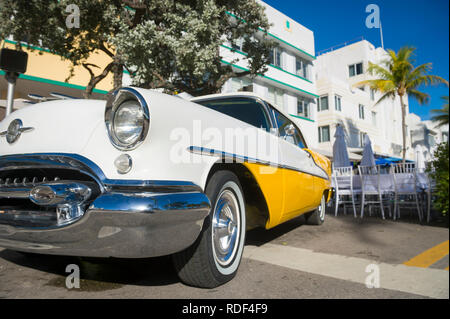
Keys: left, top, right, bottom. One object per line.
{"left": 0, "top": 176, "right": 61, "bottom": 187}
{"left": 0, "top": 155, "right": 102, "bottom": 228}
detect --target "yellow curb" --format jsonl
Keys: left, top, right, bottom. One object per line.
{"left": 403, "top": 240, "right": 449, "bottom": 268}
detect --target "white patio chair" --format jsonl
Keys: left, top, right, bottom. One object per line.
{"left": 358, "top": 165, "right": 386, "bottom": 219}
{"left": 391, "top": 163, "right": 422, "bottom": 222}
{"left": 332, "top": 166, "right": 359, "bottom": 218}
{"left": 416, "top": 171, "right": 434, "bottom": 223}
{"left": 377, "top": 166, "right": 395, "bottom": 218}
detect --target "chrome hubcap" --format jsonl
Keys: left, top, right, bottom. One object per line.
{"left": 212, "top": 189, "right": 240, "bottom": 267}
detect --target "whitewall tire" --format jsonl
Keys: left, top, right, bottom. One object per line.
{"left": 305, "top": 194, "right": 326, "bottom": 225}
{"left": 172, "top": 170, "right": 246, "bottom": 288}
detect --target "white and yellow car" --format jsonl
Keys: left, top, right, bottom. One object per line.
{"left": 0, "top": 87, "right": 331, "bottom": 288}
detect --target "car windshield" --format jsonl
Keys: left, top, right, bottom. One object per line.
{"left": 195, "top": 98, "right": 271, "bottom": 132}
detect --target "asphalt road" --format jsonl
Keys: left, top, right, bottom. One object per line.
{"left": 0, "top": 211, "right": 448, "bottom": 299}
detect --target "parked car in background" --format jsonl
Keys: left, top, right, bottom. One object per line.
{"left": 0, "top": 87, "right": 332, "bottom": 288}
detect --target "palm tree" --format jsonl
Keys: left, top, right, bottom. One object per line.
{"left": 358, "top": 46, "right": 448, "bottom": 163}
{"left": 430, "top": 96, "right": 449, "bottom": 127}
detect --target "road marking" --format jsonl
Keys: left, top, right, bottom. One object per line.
{"left": 244, "top": 243, "right": 449, "bottom": 299}
{"left": 403, "top": 240, "right": 449, "bottom": 268}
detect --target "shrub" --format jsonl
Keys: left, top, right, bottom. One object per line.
{"left": 427, "top": 142, "right": 449, "bottom": 218}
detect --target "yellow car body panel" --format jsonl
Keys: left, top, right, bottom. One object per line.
{"left": 279, "top": 169, "right": 316, "bottom": 224}
{"left": 244, "top": 149, "right": 332, "bottom": 230}
{"left": 243, "top": 163, "right": 285, "bottom": 229}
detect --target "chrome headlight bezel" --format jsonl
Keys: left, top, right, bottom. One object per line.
{"left": 105, "top": 87, "right": 150, "bottom": 151}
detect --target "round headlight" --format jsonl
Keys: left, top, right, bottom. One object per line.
{"left": 113, "top": 100, "right": 144, "bottom": 145}
{"left": 105, "top": 88, "right": 150, "bottom": 151}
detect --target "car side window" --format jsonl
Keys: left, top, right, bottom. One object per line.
{"left": 196, "top": 98, "right": 271, "bottom": 132}
{"left": 271, "top": 107, "right": 307, "bottom": 149}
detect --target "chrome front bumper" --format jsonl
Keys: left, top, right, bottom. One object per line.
{"left": 0, "top": 154, "right": 210, "bottom": 258}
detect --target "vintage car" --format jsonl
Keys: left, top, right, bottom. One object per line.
{"left": 0, "top": 87, "right": 332, "bottom": 288}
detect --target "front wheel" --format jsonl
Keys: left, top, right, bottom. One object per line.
{"left": 172, "top": 170, "right": 246, "bottom": 288}
{"left": 305, "top": 193, "right": 326, "bottom": 225}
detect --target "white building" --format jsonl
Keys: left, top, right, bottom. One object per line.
{"left": 314, "top": 39, "right": 415, "bottom": 160}
{"left": 220, "top": 0, "right": 319, "bottom": 147}
{"left": 408, "top": 113, "right": 449, "bottom": 164}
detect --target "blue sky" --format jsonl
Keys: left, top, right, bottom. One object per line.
{"left": 263, "top": 0, "right": 449, "bottom": 120}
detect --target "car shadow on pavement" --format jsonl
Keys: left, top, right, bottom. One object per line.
{"left": 245, "top": 215, "right": 308, "bottom": 247}
{"left": 0, "top": 249, "right": 180, "bottom": 290}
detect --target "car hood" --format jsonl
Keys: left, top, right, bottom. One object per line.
{"left": 0, "top": 99, "right": 106, "bottom": 156}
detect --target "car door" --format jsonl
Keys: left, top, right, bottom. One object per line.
{"left": 194, "top": 96, "right": 286, "bottom": 227}
{"left": 270, "top": 107, "right": 319, "bottom": 222}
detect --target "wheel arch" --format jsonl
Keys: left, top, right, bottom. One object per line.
{"left": 205, "top": 162, "right": 269, "bottom": 231}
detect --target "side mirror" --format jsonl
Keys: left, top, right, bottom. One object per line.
{"left": 284, "top": 123, "right": 296, "bottom": 137}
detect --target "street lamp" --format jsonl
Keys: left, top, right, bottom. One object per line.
{"left": 0, "top": 48, "right": 28, "bottom": 116}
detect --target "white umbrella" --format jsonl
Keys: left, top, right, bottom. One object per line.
{"left": 415, "top": 145, "right": 426, "bottom": 172}
{"left": 332, "top": 125, "right": 350, "bottom": 167}
{"left": 361, "top": 135, "right": 376, "bottom": 167}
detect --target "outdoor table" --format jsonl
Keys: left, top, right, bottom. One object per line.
{"left": 416, "top": 172, "right": 430, "bottom": 190}
{"left": 331, "top": 173, "right": 429, "bottom": 192}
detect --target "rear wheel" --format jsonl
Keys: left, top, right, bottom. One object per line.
{"left": 305, "top": 194, "right": 326, "bottom": 225}
{"left": 172, "top": 170, "right": 246, "bottom": 288}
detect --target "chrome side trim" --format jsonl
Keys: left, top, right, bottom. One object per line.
{"left": 188, "top": 146, "right": 329, "bottom": 181}
{"left": 191, "top": 95, "right": 332, "bottom": 180}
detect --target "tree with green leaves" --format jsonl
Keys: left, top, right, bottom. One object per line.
{"left": 0, "top": 0, "right": 127, "bottom": 98}
{"left": 357, "top": 47, "right": 448, "bottom": 162}
{"left": 427, "top": 141, "right": 449, "bottom": 222}
{"left": 430, "top": 96, "right": 449, "bottom": 127}
{"left": 0, "top": 0, "right": 274, "bottom": 98}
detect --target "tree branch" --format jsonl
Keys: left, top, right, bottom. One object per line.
{"left": 82, "top": 62, "right": 115, "bottom": 98}
{"left": 99, "top": 42, "right": 115, "bottom": 59}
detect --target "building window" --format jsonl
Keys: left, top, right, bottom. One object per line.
{"left": 359, "top": 132, "right": 367, "bottom": 147}
{"left": 268, "top": 86, "right": 284, "bottom": 109}
{"left": 318, "top": 125, "right": 330, "bottom": 143}
{"left": 317, "top": 95, "right": 329, "bottom": 112}
{"left": 359, "top": 104, "right": 365, "bottom": 119}
{"left": 295, "top": 57, "right": 309, "bottom": 80}
{"left": 428, "top": 135, "right": 436, "bottom": 147}
{"left": 371, "top": 111, "right": 377, "bottom": 126}
{"left": 297, "top": 97, "right": 309, "bottom": 118}
{"left": 370, "top": 88, "right": 376, "bottom": 101}
{"left": 349, "top": 62, "right": 363, "bottom": 77}
{"left": 334, "top": 95, "right": 342, "bottom": 111}
{"left": 270, "top": 47, "right": 282, "bottom": 68}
